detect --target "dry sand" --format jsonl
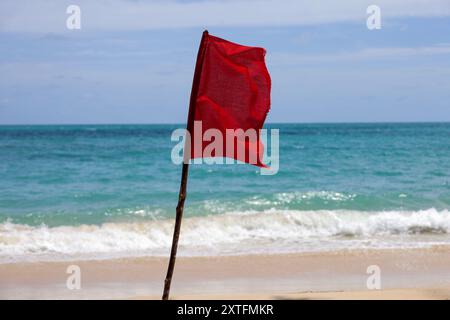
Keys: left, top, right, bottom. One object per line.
{"left": 1, "top": 247, "right": 449, "bottom": 299}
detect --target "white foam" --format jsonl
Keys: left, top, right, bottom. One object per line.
{"left": 1, "top": 208, "right": 450, "bottom": 263}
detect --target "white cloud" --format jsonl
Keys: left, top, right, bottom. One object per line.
{"left": 1, "top": 0, "right": 450, "bottom": 33}
{"left": 269, "top": 45, "right": 450, "bottom": 65}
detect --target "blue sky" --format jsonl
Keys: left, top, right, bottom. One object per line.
{"left": 0, "top": 0, "right": 450, "bottom": 124}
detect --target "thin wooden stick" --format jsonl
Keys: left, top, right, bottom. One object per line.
{"left": 162, "top": 162, "right": 189, "bottom": 300}
{"left": 162, "top": 30, "right": 208, "bottom": 300}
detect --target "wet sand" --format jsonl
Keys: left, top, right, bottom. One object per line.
{"left": 1, "top": 247, "right": 449, "bottom": 299}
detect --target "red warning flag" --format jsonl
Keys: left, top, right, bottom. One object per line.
{"left": 186, "top": 31, "right": 271, "bottom": 167}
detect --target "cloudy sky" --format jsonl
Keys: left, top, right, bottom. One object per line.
{"left": 1, "top": 0, "right": 450, "bottom": 124}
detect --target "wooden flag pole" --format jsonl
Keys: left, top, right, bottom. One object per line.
{"left": 162, "top": 162, "right": 189, "bottom": 300}
{"left": 162, "top": 30, "right": 209, "bottom": 300}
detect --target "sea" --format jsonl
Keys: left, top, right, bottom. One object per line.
{"left": 0, "top": 123, "right": 449, "bottom": 263}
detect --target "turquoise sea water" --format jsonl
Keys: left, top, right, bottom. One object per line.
{"left": 1, "top": 123, "right": 450, "bottom": 261}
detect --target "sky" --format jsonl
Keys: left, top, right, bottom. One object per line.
{"left": 0, "top": 0, "right": 450, "bottom": 124}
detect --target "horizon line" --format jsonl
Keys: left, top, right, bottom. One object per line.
{"left": 1, "top": 120, "right": 450, "bottom": 126}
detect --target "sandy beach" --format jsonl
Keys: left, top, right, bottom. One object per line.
{"left": 1, "top": 247, "right": 449, "bottom": 300}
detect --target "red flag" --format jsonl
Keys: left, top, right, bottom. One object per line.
{"left": 185, "top": 31, "right": 271, "bottom": 167}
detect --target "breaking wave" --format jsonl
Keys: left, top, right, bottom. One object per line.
{"left": 1, "top": 208, "right": 450, "bottom": 263}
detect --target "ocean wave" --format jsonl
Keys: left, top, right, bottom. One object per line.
{"left": 1, "top": 208, "right": 450, "bottom": 263}
{"left": 199, "top": 191, "right": 358, "bottom": 213}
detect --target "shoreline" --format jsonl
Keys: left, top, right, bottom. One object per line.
{"left": 2, "top": 207, "right": 450, "bottom": 264}
{"left": 1, "top": 247, "right": 449, "bottom": 299}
